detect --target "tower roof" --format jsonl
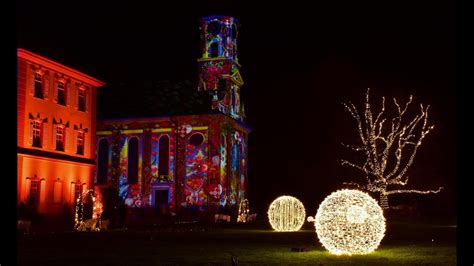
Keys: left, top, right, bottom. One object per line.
{"left": 200, "top": 15, "right": 239, "bottom": 25}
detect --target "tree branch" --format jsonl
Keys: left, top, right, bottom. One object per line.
{"left": 386, "top": 187, "right": 443, "bottom": 195}
{"left": 341, "top": 159, "right": 377, "bottom": 176}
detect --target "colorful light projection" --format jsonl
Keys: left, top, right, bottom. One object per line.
{"left": 197, "top": 16, "right": 245, "bottom": 121}
{"left": 183, "top": 132, "right": 208, "bottom": 206}
{"left": 199, "top": 60, "right": 232, "bottom": 91}
{"left": 219, "top": 133, "right": 227, "bottom": 206}
{"left": 237, "top": 132, "right": 247, "bottom": 203}
{"left": 118, "top": 138, "right": 129, "bottom": 199}
{"left": 229, "top": 139, "right": 238, "bottom": 206}
{"left": 311, "top": 189, "right": 386, "bottom": 255}
{"left": 268, "top": 196, "right": 306, "bottom": 232}
{"left": 151, "top": 135, "right": 159, "bottom": 178}
{"left": 151, "top": 133, "right": 175, "bottom": 183}
{"left": 199, "top": 15, "right": 239, "bottom": 61}
{"left": 118, "top": 137, "right": 144, "bottom": 208}
{"left": 206, "top": 124, "right": 223, "bottom": 205}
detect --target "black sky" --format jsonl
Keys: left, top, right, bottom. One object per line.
{"left": 17, "top": 0, "right": 456, "bottom": 216}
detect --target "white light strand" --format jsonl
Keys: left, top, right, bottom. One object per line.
{"left": 341, "top": 88, "right": 442, "bottom": 208}
{"left": 313, "top": 189, "right": 386, "bottom": 255}
{"left": 74, "top": 189, "right": 101, "bottom": 230}
{"left": 267, "top": 196, "right": 306, "bottom": 232}
{"left": 237, "top": 198, "right": 250, "bottom": 223}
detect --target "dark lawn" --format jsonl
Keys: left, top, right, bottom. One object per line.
{"left": 18, "top": 217, "right": 456, "bottom": 265}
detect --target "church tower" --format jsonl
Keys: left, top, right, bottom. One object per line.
{"left": 197, "top": 15, "right": 245, "bottom": 121}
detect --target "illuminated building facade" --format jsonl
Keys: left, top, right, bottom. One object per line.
{"left": 17, "top": 49, "right": 105, "bottom": 218}
{"left": 96, "top": 16, "right": 250, "bottom": 216}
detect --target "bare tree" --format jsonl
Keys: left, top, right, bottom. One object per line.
{"left": 341, "top": 88, "right": 443, "bottom": 209}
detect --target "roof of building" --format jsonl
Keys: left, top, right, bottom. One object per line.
{"left": 17, "top": 48, "right": 105, "bottom": 87}
{"left": 97, "top": 79, "right": 251, "bottom": 132}
{"left": 97, "top": 79, "right": 216, "bottom": 118}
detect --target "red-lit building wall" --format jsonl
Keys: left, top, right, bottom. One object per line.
{"left": 17, "top": 49, "right": 104, "bottom": 217}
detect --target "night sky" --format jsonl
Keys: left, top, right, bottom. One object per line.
{"left": 17, "top": 0, "right": 456, "bottom": 216}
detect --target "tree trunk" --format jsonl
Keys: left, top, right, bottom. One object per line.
{"left": 379, "top": 192, "right": 389, "bottom": 209}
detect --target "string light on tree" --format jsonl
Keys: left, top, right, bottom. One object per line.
{"left": 309, "top": 189, "right": 386, "bottom": 255}
{"left": 237, "top": 198, "right": 250, "bottom": 222}
{"left": 341, "top": 88, "right": 443, "bottom": 209}
{"left": 74, "top": 189, "right": 102, "bottom": 230}
{"left": 267, "top": 195, "right": 306, "bottom": 232}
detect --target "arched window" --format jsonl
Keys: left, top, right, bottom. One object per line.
{"left": 97, "top": 139, "right": 109, "bottom": 184}
{"left": 128, "top": 137, "right": 139, "bottom": 184}
{"left": 210, "top": 42, "right": 219, "bottom": 58}
{"left": 158, "top": 135, "right": 170, "bottom": 177}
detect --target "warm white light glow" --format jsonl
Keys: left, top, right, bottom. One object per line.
{"left": 268, "top": 195, "right": 306, "bottom": 232}
{"left": 314, "top": 189, "right": 386, "bottom": 255}
{"left": 341, "top": 88, "right": 442, "bottom": 209}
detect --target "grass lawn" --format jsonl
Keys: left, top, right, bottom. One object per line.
{"left": 18, "top": 217, "right": 456, "bottom": 265}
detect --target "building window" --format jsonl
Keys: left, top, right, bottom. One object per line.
{"left": 28, "top": 179, "right": 40, "bottom": 206}
{"left": 57, "top": 81, "right": 66, "bottom": 105}
{"left": 97, "top": 139, "right": 109, "bottom": 184}
{"left": 77, "top": 131, "right": 84, "bottom": 155}
{"left": 53, "top": 179, "right": 63, "bottom": 204}
{"left": 78, "top": 89, "right": 86, "bottom": 112}
{"left": 158, "top": 135, "right": 170, "bottom": 176}
{"left": 128, "top": 137, "right": 139, "bottom": 184}
{"left": 55, "top": 126, "right": 65, "bottom": 151}
{"left": 34, "top": 73, "right": 43, "bottom": 99}
{"left": 32, "top": 120, "right": 42, "bottom": 148}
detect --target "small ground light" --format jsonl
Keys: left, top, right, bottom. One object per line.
{"left": 268, "top": 195, "right": 306, "bottom": 232}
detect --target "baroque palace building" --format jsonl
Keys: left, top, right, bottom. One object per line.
{"left": 96, "top": 16, "right": 250, "bottom": 217}
{"left": 17, "top": 49, "right": 105, "bottom": 218}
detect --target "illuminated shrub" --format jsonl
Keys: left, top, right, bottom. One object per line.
{"left": 313, "top": 189, "right": 386, "bottom": 255}
{"left": 267, "top": 195, "right": 306, "bottom": 232}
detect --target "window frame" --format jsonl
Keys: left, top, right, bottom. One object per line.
{"left": 57, "top": 81, "right": 66, "bottom": 106}
{"left": 55, "top": 125, "right": 65, "bottom": 151}
{"left": 78, "top": 88, "right": 86, "bottom": 112}
{"left": 76, "top": 130, "right": 84, "bottom": 155}
{"left": 34, "top": 72, "right": 44, "bottom": 99}
{"left": 32, "top": 120, "right": 42, "bottom": 148}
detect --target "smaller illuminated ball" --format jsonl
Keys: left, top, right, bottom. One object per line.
{"left": 267, "top": 195, "right": 306, "bottom": 232}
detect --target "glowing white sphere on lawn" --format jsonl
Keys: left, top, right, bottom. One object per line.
{"left": 314, "top": 189, "right": 385, "bottom": 255}
{"left": 268, "top": 195, "right": 306, "bottom": 232}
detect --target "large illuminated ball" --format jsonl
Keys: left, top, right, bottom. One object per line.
{"left": 268, "top": 196, "right": 306, "bottom": 232}
{"left": 314, "top": 189, "right": 385, "bottom": 255}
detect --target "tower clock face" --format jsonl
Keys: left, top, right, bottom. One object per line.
{"left": 208, "top": 21, "right": 221, "bottom": 35}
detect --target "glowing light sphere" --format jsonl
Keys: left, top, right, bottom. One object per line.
{"left": 314, "top": 189, "right": 385, "bottom": 255}
{"left": 268, "top": 195, "right": 306, "bottom": 232}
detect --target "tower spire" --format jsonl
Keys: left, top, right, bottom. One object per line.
{"left": 197, "top": 15, "right": 245, "bottom": 121}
